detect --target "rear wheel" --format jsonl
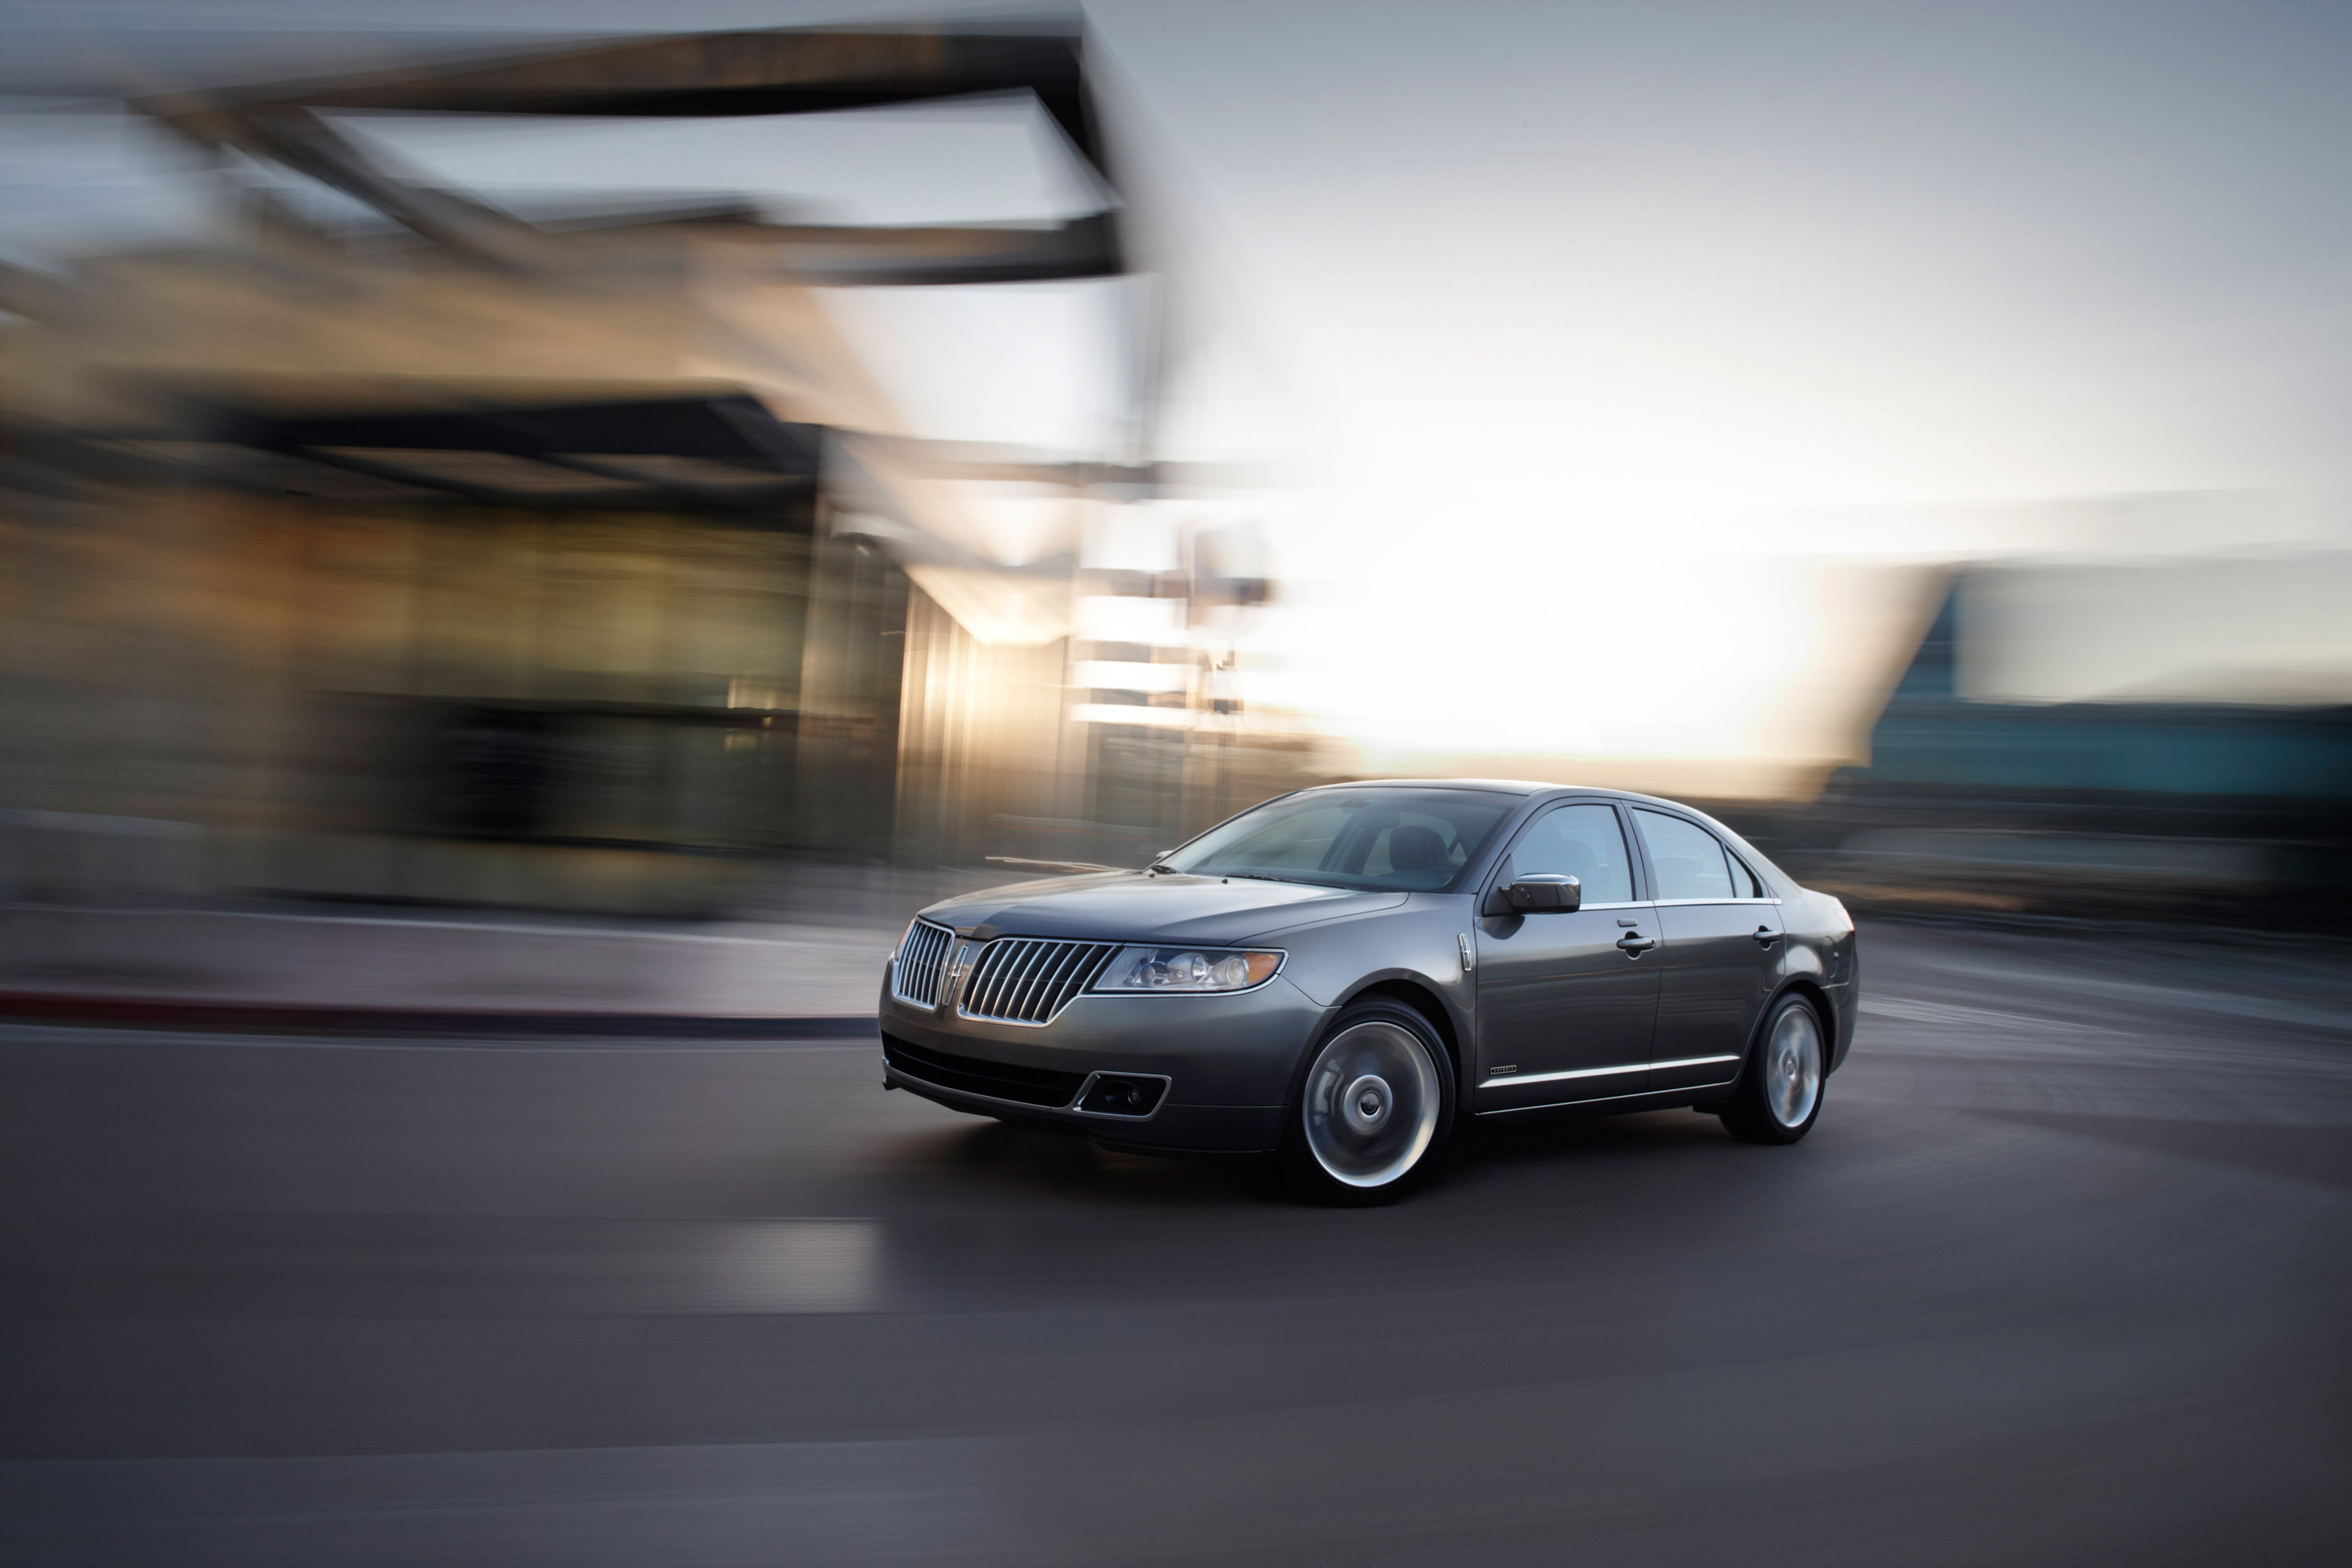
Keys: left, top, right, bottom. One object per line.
{"left": 1719, "top": 993, "right": 1826, "bottom": 1145}
{"left": 1283, "top": 1000, "right": 1454, "bottom": 1205}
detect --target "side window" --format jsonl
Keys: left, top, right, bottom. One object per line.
{"left": 1726, "top": 849, "right": 1765, "bottom": 899}
{"left": 1504, "top": 803, "right": 1634, "bottom": 904}
{"left": 1633, "top": 809, "right": 1736, "bottom": 901}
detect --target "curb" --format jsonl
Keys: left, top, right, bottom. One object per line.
{"left": 0, "top": 993, "right": 878, "bottom": 1040}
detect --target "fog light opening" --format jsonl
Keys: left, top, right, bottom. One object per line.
{"left": 1077, "top": 1072, "right": 1168, "bottom": 1118}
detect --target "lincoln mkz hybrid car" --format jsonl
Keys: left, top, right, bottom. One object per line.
{"left": 879, "top": 782, "right": 1859, "bottom": 1202}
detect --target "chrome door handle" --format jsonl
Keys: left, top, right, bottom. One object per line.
{"left": 1751, "top": 927, "right": 1781, "bottom": 946}
{"left": 1616, "top": 934, "right": 1656, "bottom": 955}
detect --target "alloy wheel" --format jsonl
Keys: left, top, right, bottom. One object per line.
{"left": 1301, "top": 1019, "right": 1441, "bottom": 1188}
{"left": 1766, "top": 1000, "right": 1824, "bottom": 1129}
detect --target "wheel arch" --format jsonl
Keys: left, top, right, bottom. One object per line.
{"left": 1339, "top": 977, "right": 1463, "bottom": 1080}
{"left": 1706, "top": 977, "right": 1835, "bottom": 1103}
{"left": 1279, "top": 982, "right": 1463, "bottom": 1201}
{"left": 1764, "top": 976, "right": 1837, "bottom": 1069}
{"left": 1782, "top": 976, "right": 1838, "bottom": 1062}
{"left": 1287, "top": 976, "right": 1466, "bottom": 1112}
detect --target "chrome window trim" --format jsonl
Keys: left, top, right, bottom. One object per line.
{"left": 1650, "top": 897, "right": 1784, "bottom": 907}
{"left": 1479, "top": 1053, "right": 1739, "bottom": 1092}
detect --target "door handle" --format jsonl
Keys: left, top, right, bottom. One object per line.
{"left": 1751, "top": 927, "right": 1781, "bottom": 946}
{"left": 1616, "top": 933, "right": 1656, "bottom": 955}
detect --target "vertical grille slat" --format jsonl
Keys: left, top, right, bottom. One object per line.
{"left": 1011, "top": 942, "right": 1059, "bottom": 1019}
{"left": 1037, "top": 943, "right": 1094, "bottom": 1015}
{"left": 1015, "top": 946, "right": 1066, "bottom": 1020}
{"left": 957, "top": 937, "right": 1120, "bottom": 1025}
{"left": 972, "top": 942, "right": 1007, "bottom": 1018}
{"left": 973, "top": 942, "right": 1013, "bottom": 1018}
{"left": 888, "top": 920, "right": 956, "bottom": 1010}
{"left": 995, "top": 942, "right": 1040, "bottom": 1018}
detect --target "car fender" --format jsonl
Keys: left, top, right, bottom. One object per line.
{"left": 1261, "top": 898, "right": 1475, "bottom": 1091}
{"left": 1269, "top": 898, "right": 1471, "bottom": 1009}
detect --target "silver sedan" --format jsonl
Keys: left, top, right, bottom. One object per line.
{"left": 879, "top": 781, "right": 1859, "bottom": 1203}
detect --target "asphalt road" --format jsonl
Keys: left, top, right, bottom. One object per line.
{"left": 4, "top": 918, "right": 2349, "bottom": 1566}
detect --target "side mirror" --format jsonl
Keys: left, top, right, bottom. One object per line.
{"left": 1488, "top": 873, "right": 1581, "bottom": 915}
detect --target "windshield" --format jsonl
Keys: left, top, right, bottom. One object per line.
{"left": 1160, "top": 788, "right": 1515, "bottom": 892}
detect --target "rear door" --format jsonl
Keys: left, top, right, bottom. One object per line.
{"left": 1630, "top": 808, "right": 1783, "bottom": 1093}
{"left": 1472, "top": 800, "right": 1660, "bottom": 1112}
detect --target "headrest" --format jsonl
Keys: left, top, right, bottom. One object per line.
{"left": 1388, "top": 824, "right": 1450, "bottom": 873}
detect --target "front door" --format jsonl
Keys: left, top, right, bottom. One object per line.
{"left": 1473, "top": 801, "right": 1660, "bottom": 1112}
{"left": 1630, "top": 808, "right": 1784, "bottom": 1093}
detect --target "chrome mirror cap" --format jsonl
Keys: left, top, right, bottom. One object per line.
{"left": 1494, "top": 873, "right": 1581, "bottom": 914}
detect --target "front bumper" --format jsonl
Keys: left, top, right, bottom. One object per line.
{"left": 877, "top": 970, "right": 1329, "bottom": 1154}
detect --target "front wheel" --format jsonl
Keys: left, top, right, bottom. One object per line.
{"left": 1282, "top": 1000, "right": 1454, "bottom": 1205}
{"left": 1719, "top": 993, "right": 1827, "bottom": 1145}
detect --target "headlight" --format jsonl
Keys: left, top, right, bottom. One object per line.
{"left": 1092, "top": 946, "right": 1283, "bottom": 993}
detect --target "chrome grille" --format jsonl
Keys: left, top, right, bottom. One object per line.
{"left": 958, "top": 938, "right": 1119, "bottom": 1025}
{"left": 889, "top": 920, "right": 956, "bottom": 1009}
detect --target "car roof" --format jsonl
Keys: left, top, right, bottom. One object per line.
{"left": 1301, "top": 779, "right": 1608, "bottom": 798}
{"left": 1283, "top": 780, "right": 1796, "bottom": 893}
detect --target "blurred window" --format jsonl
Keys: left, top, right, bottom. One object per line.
{"left": 1207, "top": 802, "right": 1352, "bottom": 874}
{"left": 1634, "top": 810, "right": 1737, "bottom": 901}
{"left": 1361, "top": 812, "right": 1475, "bottom": 880}
{"left": 1726, "top": 850, "right": 1766, "bottom": 899}
{"left": 1163, "top": 788, "right": 1512, "bottom": 892}
{"left": 1504, "top": 804, "right": 1635, "bottom": 904}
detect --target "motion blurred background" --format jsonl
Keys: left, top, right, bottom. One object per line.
{"left": 2, "top": 1, "right": 2348, "bottom": 931}
{"left": 1, "top": 3, "right": 2347, "bottom": 1563}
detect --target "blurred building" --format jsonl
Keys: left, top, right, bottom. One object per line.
{"left": 1788, "top": 563, "right": 2352, "bottom": 924}
{"left": 0, "top": 18, "right": 1323, "bottom": 914}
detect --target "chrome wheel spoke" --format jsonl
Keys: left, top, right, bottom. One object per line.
{"left": 1302, "top": 1021, "right": 1439, "bottom": 1188}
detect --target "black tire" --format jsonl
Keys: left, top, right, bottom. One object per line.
{"left": 1281, "top": 999, "right": 1456, "bottom": 1205}
{"left": 1719, "top": 993, "right": 1828, "bottom": 1145}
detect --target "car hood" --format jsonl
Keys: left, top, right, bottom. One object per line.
{"left": 920, "top": 872, "right": 1406, "bottom": 946}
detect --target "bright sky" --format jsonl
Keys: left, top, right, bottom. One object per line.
{"left": 5, "top": 1, "right": 2350, "bottom": 786}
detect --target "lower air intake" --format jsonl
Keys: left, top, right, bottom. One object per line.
{"left": 882, "top": 1035, "right": 1086, "bottom": 1109}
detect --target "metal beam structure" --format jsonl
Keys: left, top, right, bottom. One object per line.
{"left": 136, "top": 16, "right": 1127, "bottom": 286}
